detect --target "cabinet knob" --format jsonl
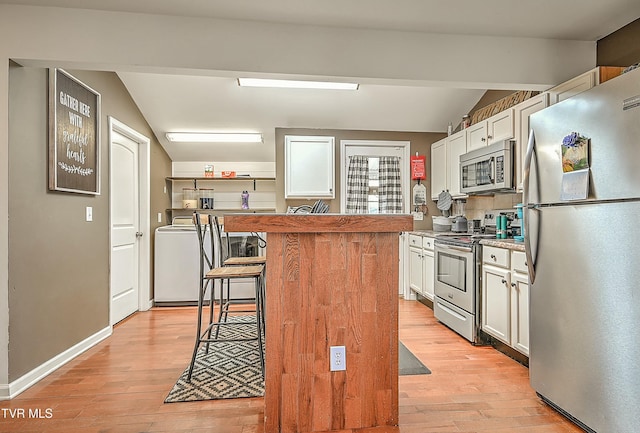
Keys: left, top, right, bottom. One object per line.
{"left": 487, "top": 135, "right": 493, "bottom": 140}
{"left": 501, "top": 279, "right": 507, "bottom": 284}
{"left": 511, "top": 283, "right": 517, "bottom": 287}
{"left": 481, "top": 137, "right": 486, "bottom": 142}
{"left": 491, "top": 254, "right": 496, "bottom": 260}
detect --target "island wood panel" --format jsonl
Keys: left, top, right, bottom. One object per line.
{"left": 264, "top": 231, "right": 400, "bottom": 433}
{"left": 224, "top": 213, "right": 412, "bottom": 233}
{"left": 225, "top": 214, "right": 412, "bottom": 433}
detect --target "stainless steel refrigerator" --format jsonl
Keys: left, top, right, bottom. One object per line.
{"left": 524, "top": 66, "right": 640, "bottom": 433}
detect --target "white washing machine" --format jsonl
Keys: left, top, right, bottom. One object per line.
{"left": 154, "top": 220, "right": 264, "bottom": 305}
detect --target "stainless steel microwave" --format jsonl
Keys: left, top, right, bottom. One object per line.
{"left": 460, "top": 140, "right": 514, "bottom": 194}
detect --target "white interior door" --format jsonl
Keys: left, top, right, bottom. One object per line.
{"left": 110, "top": 131, "right": 140, "bottom": 324}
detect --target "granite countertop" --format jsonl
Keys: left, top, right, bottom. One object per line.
{"left": 409, "top": 229, "right": 464, "bottom": 237}
{"left": 409, "top": 231, "right": 527, "bottom": 252}
{"left": 480, "top": 238, "right": 526, "bottom": 252}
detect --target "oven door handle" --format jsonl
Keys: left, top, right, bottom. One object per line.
{"left": 436, "top": 244, "right": 473, "bottom": 253}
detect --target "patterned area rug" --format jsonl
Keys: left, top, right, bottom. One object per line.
{"left": 165, "top": 315, "right": 265, "bottom": 403}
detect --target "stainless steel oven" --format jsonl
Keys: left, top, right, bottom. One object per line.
{"left": 433, "top": 236, "right": 483, "bottom": 343}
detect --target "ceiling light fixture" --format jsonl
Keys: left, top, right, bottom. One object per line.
{"left": 165, "top": 132, "right": 263, "bottom": 143}
{"left": 237, "top": 78, "right": 359, "bottom": 90}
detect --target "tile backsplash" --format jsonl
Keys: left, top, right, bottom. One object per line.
{"left": 464, "top": 193, "right": 523, "bottom": 221}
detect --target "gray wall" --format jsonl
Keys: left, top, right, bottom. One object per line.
{"left": 275, "top": 128, "right": 445, "bottom": 230}
{"left": 8, "top": 64, "right": 171, "bottom": 380}
{"left": 597, "top": 17, "right": 640, "bottom": 66}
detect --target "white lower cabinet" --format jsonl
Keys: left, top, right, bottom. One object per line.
{"left": 510, "top": 250, "right": 529, "bottom": 355}
{"left": 482, "top": 246, "right": 529, "bottom": 356}
{"left": 423, "top": 237, "right": 435, "bottom": 300}
{"left": 409, "top": 244, "right": 424, "bottom": 295}
{"left": 408, "top": 234, "right": 435, "bottom": 301}
{"left": 482, "top": 264, "right": 511, "bottom": 343}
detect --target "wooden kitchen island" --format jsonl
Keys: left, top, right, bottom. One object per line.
{"left": 224, "top": 214, "right": 413, "bottom": 433}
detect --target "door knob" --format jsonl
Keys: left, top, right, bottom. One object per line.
{"left": 136, "top": 232, "right": 143, "bottom": 238}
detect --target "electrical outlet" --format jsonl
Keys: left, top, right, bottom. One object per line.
{"left": 330, "top": 346, "right": 346, "bottom": 371}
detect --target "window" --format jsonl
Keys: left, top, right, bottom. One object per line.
{"left": 340, "top": 140, "right": 410, "bottom": 214}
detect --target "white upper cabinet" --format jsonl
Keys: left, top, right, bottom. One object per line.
{"left": 431, "top": 131, "right": 467, "bottom": 200}
{"left": 430, "top": 138, "right": 447, "bottom": 200}
{"left": 446, "top": 131, "right": 467, "bottom": 198}
{"left": 285, "top": 135, "right": 335, "bottom": 199}
{"left": 547, "top": 68, "right": 597, "bottom": 105}
{"left": 466, "top": 109, "right": 514, "bottom": 151}
{"left": 513, "top": 93, "right": 549, "bottom": 191}
{"left": 466, "top": 121, "right": 487, "bottom": 152}
{"left": 547, "top": 66, "right": 625, "bottom": 105}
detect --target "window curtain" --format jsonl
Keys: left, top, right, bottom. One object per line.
{"left": 346, "top": 155, "right": 369, "bottom": 214}
{"left": 379, "top": 156, "right": 403, "bottom": 213}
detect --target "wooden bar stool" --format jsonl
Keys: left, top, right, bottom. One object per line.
{"left": 186, "top": 213, "right": 265, "bottom": 382}
{"left": 212, "top": 216, "right": 267, "bottom": 327}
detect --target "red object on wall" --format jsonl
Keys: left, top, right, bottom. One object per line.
{"left": 411, "top": 155, "right": 426, "bottom": 180}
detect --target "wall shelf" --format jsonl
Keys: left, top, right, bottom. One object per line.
{"left": 164, "top": 176, "right": 277, "bottom": 220}
{"left": 166, "top": 176, "right": 275, "bottom": 190}
{"left": 167, "top": 208, "right": 276, "bottom": 212}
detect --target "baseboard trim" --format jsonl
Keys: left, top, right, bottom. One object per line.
{"left": 0, "top": 325, "right": 112, "bottom": 400}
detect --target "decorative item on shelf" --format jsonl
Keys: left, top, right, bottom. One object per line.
{"left": 561, "top": 132, "right": 590, "bottom": 172}
{"left": 204, "top": 164, "right": 214, "bottom": 178}
{"left": 182, "top": 188, "right": 198, "bottom": 209}
{"left": 447, "top": 122, "right": 453, "bottom": 136}
{"left": 241, "top": 190, "right": 249, "bottom": 209}
{"left": 221, "top": 171, "right": 236, "bottom": 178}
{"left": 471, "top": 90, "right": 537, "bottom": 124}
{"left": 461, "top": 115, "right": 471, "bottom": 129}
{"left": 199, "top": 188, "right": 214, "bottom": 209}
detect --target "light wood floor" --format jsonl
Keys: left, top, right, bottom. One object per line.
{"left": 0, "top": 299, "right": 582, "bottom": 433}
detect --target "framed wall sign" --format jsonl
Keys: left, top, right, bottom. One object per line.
{"left": 48, "top": 68, "right": 101, "bottom": 195}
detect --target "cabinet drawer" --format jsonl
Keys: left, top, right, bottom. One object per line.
{"left": 409, "top": 234, "right": 423, "bottom": 248}
{"left": 423, "top": 236, "right": 435, "bottom": 250}
{"left": 511, "top": 250, "right": 528, "bottom": 274}
{"left": 483, "top": 246, "right": 510, "bottom": 268}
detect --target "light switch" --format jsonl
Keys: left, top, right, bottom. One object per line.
{"left": 86, "top": 206, "right": 93, "bottom": 222}
{"left": 157, "top": 212, "right": 162, "bottom": 223}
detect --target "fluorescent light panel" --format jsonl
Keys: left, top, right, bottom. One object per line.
{"left": 165, "top": 132, "right": 263, "bottom": 143}
{"left": 238, "top": 77, "right": 359, "bottom": 90}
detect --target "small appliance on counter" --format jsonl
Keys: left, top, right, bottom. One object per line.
{"left": 483, "top": 208, "right": 521, "bottom": 238}
{"left": 450, "top": 199, "right": 468, "bottom": 233}
{"left": 451, "top": 216, "right": 468, "bottom": 232}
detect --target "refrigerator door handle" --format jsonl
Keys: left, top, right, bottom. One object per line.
{"left": 523, "top": 128, "right": 537, "bottom": 283}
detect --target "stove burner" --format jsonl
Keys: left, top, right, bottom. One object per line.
{"left": 435, "top": 233, "right": 495, "bottom": 247}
